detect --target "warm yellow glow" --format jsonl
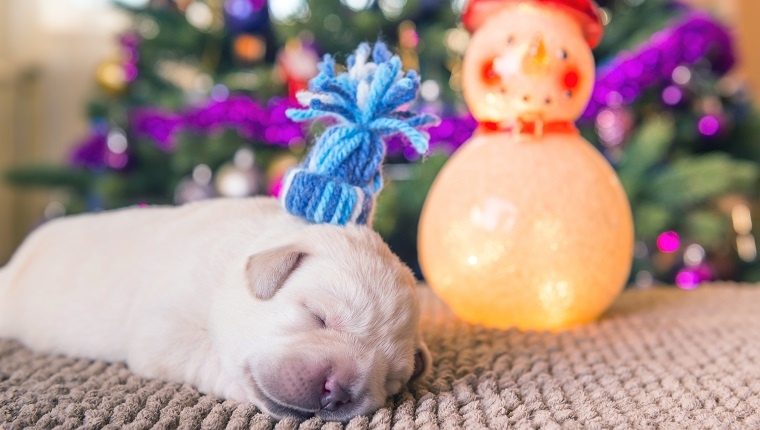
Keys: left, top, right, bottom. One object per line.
{"left": 419, "top": 133, "right": 634, "bottom": 330}
{"left": 419, "top": 2, "right": 633, "bottom": 331}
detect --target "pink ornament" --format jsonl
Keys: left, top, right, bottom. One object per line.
{"left": 675, "top": 263, "right": 714, "bottom": 290}
{"left": 656, "top": 231, "right": 680, "bottom": 253}
{"left": 698, "top": 115, "right": 721, "bottom": 136}
{"left": 662, "top": 85, "right": 683, "bottom": 106}
{"left": 675, "top": 270, "right": 700, "bottom": 290}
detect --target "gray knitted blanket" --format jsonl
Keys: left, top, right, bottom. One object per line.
{"left": 2, "top": 284, "right": 760, "bottom": 429}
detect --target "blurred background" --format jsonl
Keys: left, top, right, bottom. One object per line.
{"left": 2, "top": 0, "right": 760, "bottom": 288}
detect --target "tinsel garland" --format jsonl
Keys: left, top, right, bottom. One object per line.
{"left": 581, "top": 12, "right": 735, "bottom": 120}
{"left": 70, "top": 13, "right": 733, "bottom": 168}
{"left": 130, "top": 96, "right": 303, "bottom": 150}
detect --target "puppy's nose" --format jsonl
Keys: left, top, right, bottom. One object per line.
{"left": 320, "top": 378, "right": 351, "bottom": 411}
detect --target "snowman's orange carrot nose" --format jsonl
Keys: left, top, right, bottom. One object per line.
{"left": 522, "top": 36, "right": 550, "bottom": 76}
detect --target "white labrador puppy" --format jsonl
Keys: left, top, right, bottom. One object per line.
{"left": 0, "top": 197, "right": 430, "bottom": 421}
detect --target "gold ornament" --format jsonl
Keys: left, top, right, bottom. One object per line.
{"left": 96, "top": 59, "right": 127, "bottom": 94}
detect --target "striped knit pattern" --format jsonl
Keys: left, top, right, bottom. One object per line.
{"left": 280, "top": 42, "right": 438, "bottom": 226}
{"left": 2, "top": 284, "right": 760, "bottom": 429}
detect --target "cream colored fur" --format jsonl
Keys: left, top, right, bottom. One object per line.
{"left": 0, "top": 197, "right": 429, "bottom": 421}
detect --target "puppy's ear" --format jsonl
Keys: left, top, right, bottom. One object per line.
{"left": 411, "top": 334, "right": 432, "bottom": 380}
{"left": 246, "top": 246, "right": 307, "bottom": 300}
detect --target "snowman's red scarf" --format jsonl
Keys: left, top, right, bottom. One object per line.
{"left": 478, "top": 119, "right": 577, "bottom": 135}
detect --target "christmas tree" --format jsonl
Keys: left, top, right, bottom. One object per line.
{"left": 6, "top": 0, "right": 760, "bottom": 287}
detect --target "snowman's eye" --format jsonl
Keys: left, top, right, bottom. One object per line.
{"left": 559, "top": 49, "right": 568, "bottom": 60}
{"left": 507, "top": 35, "right": 515, "bottom": 45}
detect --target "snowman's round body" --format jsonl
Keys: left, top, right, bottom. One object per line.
{"left": 419, "top": 1, "right": 634, "bottom": 330}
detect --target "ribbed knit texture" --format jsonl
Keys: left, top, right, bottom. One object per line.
{"left": 280, "top": 42, "right": 438, "bottom": 226}
{"left": 2, "top": 284, "right": 760, "bottom": 429}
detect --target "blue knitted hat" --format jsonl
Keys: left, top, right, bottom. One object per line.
{"left": 280, "top": 41, "right": 439, "bottom": 225}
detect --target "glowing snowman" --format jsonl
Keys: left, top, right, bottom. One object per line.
{"left": 418, "top": 0, "right": 634, "bottom": 330}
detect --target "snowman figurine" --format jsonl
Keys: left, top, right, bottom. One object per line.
{"left": 419, "top": 0, "right": 634, "bottom": 330}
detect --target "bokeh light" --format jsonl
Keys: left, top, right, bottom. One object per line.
{"left": 114, "top": 0, "right": 150, "bottom": 7}
{"left": 185, "top": 1, "right": 213, "bottom": 30}
{"left": 684, "top": 244, "right": 705, "bottom": 266}
{"left": 106, "top": 130, "right": 128, "bottom": 154}
{"left": 657, "top": 231, "right": 680, "bottom": 253}
{"left": 379, "top": 0, "right": 406, "bottom": 19}
{"left": 675, "top": 270, "right": 700, "bottom": 290}
{"left": 698, "top": 115, "right": 720, "bottom": 136}
{"left": 341, "top": 0, "right": 374, "bottom": 12}
{"left": 269, "top": 0, "right": 309, "bottom": 23}
{"left": 662, "top": 85, "right": 683, "bottom": 105}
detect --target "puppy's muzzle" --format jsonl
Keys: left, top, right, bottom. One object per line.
{"left": 259, "top": 356, "right": 362, "bottom": 419}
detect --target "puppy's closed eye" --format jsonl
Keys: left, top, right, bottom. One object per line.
{"left": 311, "top": 310, "right": 327, "bottom": 328}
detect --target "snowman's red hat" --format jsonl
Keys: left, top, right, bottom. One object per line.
{"left": 462, "top": 0, "right": 604, "bottom": 48}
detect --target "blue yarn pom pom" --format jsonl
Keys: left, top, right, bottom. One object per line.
{"left": 280, "top": 41, "right": 439, "bottom": 226}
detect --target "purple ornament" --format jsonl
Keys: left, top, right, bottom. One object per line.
{"left": 70, "top": 130, "right": 108, "bottom": 169}
{"left": 676, "top": 263, "right": 714, "bottom": 290}
{"left": 698, "top": 115, "right": 721, "bottom": 136}
{"left": 70, "top": 122, "right": 131, "bottom": 170}
{"left": 675, "top": 269, "right": 700, "bottom": 290}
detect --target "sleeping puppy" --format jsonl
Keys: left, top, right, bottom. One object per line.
{"left": 0, "top": 197, "right": 430, "bottom": 421}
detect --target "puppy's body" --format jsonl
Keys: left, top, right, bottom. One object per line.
{"left": 0, "top": 197, "right": 429, "bottom": 420}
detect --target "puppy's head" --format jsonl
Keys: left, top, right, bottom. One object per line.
{"left": 210, "top": 223, "right": 431, "bottom": 421}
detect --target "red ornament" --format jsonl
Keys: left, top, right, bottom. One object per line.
{"left": 462, "top": 0, "right": 604, "bottom": 48}
{"left": 277, "top": 39, "right": 319, "bottom": 100}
